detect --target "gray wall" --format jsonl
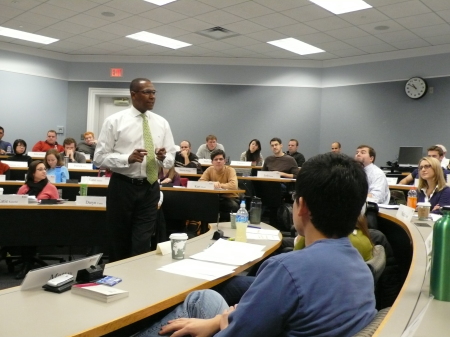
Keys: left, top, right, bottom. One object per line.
{"left": 320, "top": 77, "right": 450, "bottom": 165}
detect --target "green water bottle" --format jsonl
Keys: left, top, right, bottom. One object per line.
{"left": 430, "top": 206, "right": 450, "bottom": 301}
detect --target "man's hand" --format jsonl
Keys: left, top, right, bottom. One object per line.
{"left": 155, "top": 147, "right": 166, "bottom": 161}
{"left": 279, "top": 172, "right": 292, "bottom": 178}
{"left": 128, "top": 149, "right": 147, "bottom": 163}
{"left": 219, "top": 305, "right": 236, "bottom": 330}
{"left": 87, "top": 139, "right": 97, "bottom": 146}
{"left": 158, "top": 317, "right": 221, "bottom": 337}
{"left": 0, "top": 149, "right": 5, "bottom": 155}
{"left": 181, "top": 149, "right": 189, "bottom": 158}
{"left": 213, "top": 181, "right": 222, "bottom": 189}
{"left": 66, "top": 149, "right": 74, "bottom": 160}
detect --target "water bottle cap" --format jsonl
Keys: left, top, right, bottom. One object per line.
{"left": 240, "top": 201, "right": 245, "bottom": 206}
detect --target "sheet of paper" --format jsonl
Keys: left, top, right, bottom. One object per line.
{"left": 246, "top": 227, "right": 280, "bottom": 240}
{"left": 158, "top": 259, "right": 236, "bottom": 281}
{"left": 378, "top": 204, "right": 399, "bottom": 209}
{"left": 189, "top": 239, "right": 265, "bottom": 266}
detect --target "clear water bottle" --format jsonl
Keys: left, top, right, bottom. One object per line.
{"left": 64, "top": 156, "right": 69, "bottom": 168}
{"left": 407, "top": 187, "right": 417, "bottom": 209}
{"left": 235, "top": 200, "right": 248, "bottom": 242}
{"left": 6, "top": 145, "right": 11, "bottom": 154}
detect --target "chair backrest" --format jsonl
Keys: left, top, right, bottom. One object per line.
{"left": 390, "top": 190, "right": 406, "bottom": 205}
{"left": 366, "top": 245, "right": 386, "bottom": 286}
{"left": 180, "top": 178, "right": 188, "bottom": 187}
{"left": 351, "top": 307, "right": 390, "bottom": 337}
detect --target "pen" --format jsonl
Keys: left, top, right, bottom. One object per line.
{"left": 248, "top": 225, "right": 261, "bottom": 229}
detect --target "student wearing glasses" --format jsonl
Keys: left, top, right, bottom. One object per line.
{"left": 7, "top": 139, "right": 32, "bottom": 166}
{"left": 17, "top": 160, "right": 59, "bottom": 199}
{"left": 417, "top": 157, "right": 450, "bottom": 214}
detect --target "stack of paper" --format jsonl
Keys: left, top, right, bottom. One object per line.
{"left": 158, "top": 259, "right": 236, "bottom": 281}
{"left": 71, "top": 283, "right": 128, "bottom": 303}
{"left": 246, "top": 228, "right": 280, "bottom": 241}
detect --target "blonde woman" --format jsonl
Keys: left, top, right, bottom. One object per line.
{"left": 417, "top": 156, "right": 450, "bottom": 214}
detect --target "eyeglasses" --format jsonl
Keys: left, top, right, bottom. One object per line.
{"left": 419, "top": 164, "right": 432, "bottom": 170}
{"left": 135, "top": 90, "right": 157, "bottom": 96}
{"left": 36, "top": 168, "right": 47, "bottom": 171}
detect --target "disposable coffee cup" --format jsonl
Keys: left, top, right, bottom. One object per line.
{"left": 417, "top": 202, "right": 431, "bottom": 220}
{"left": 230, "top": 213, "right": 236, "bottom": 229}
{"left": 169, "top": 233, "right": 188, "bottom": 260}
{"left": 80, "top": 184, "right": 88, "bottom": 196}
{"left": 0, "top": 188, "right": 3, "bottom": 195}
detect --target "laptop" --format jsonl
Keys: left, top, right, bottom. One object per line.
{"left": 20, "top": 254, "right": 102, "bottom": 291}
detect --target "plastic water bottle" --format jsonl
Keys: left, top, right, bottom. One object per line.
{"left": 235, "top": 201, "right": 248, "bottom": 242}
{"left": 407, "top": 187, "right": 417, "bottom": 209}
{"left": 6, "top": 145, "right": 11, "bottom": 154}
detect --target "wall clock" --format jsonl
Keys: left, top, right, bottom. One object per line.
{"left": 405, "top": 77, "right": 427, "bottom": 99}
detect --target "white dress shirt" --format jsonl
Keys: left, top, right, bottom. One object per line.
{"left": 364, "top": 163, "right": 390, "bottom": 204}
{"left": 94, "top": 106, "right": 175, "bottom": 178}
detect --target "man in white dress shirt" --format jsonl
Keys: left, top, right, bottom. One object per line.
{"left": 355, "top": 144, "right": 390, "bottom": 204}
{"left": 94, "top": 78, "right": 175, "bottom": 262}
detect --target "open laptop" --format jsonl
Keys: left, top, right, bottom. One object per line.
{"left": 20, "top": 253, "right": 102, "bottom": 290}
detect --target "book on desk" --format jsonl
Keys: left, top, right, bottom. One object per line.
{"left": 71, "top": 283, "right": 129, "bottom": 303}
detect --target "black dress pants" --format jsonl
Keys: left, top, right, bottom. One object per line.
{"left": 107, "top": 173, "right": 160, "bottom": 262}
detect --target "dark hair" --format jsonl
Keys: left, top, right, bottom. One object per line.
{"left": 295, "top": 153, "right": 368, "bottom": 238}
{"left": 47, "top": 130, "right": 57, "bottom": 135}
{"left": 0, "top": 126, "right": 4, "bottom": 132}
{"left": 13, "top": 139, "right": 27, "bottom": 154}
{"left": 289, "top": 139, "right": 299, "bottom": 146}
{"left": 130, "top": 78, "right": 150, "bottom": 92}
{"left": 27, "top": 160, "right": 45, "bottom": 183}
{"left": 357, "top": 144, "right": 376, "bottom": 163}
{"left": 270, "top": 137, "right": 282, "bottom": 144}
{"left": 427, "top": 145, "right": 444, "bottom": 157}
{"left": 245, "top": 139, "right": 261, "bottom": 162}
{"left": 44, "top": 149, "right": 63, "bottom": 168}
{"left": 210, "top": 149, "right": 226, "bottom": 160}
{"left": 63, "top": 137, "right": 77, "bottom": 147}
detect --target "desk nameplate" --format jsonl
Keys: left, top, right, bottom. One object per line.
{"left": 187, "top": 181, "right": 214, "bottom": 190}
{"left": 80, "top": 176, "right": 110, "bottom": 185}
{"left": 175, "top": 167, "right": 197, "bottom": 174}
{"left": 257, "top": 171, "right": 280, "bottom": 179}
{"left": 1, "top": 160, "right": 27, "bottom": 168}
{"left": 230, "top": 161, "right": 251, "bottom": 166}
{"left": 76, "top": 196, "right": 106, "bottom": 206}
{"left": 0, "top": 175, "right": 5, "bottom": 182}
{"left": 28, "top": 152, "right": 45, "bottom": 158}
{"left": 396, "top": 204, "right": 415, "bottom": 224}
{"left": 68, "top": 163, "right": 93, "bottom": 170}
{"left": 0, "top": 194, "right": 28, "bottom": 205}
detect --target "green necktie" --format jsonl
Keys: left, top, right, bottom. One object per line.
{"left": 140, "top": 114, "right": 158, "bottom": 184}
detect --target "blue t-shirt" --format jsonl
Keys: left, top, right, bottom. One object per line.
{"left": 216, "top": 237, "right": 377, "bottom": 337}
{"left": 46, "top": 166, "right": 69, "bottom": 183}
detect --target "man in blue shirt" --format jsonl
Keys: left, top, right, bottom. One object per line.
{"left": 135, "top": 153, "right": 377, "bottom": 337}
{"left": 0, "top": 126, "right": 12, "bottom": 154}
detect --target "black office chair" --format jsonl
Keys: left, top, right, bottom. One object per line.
{"left": 351, "top": 307, "right": 390, "bottom": 337}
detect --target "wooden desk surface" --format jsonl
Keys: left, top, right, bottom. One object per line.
{"left": 374, "top": 210, "right": 434, "bottom": 337}
{"left": 389, "top": 184, "right": 412, "bottom": 191}
{"left": 0, "top": 222, "right": 281, "bottom": 337}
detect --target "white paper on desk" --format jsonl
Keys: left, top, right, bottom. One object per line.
{"left": 246, "top": 228, "right": 280, "bottom": 241}
{"left": 396, "top": 204, "right": 415, "bottom": 223}
{"left": 190, "top": 239, "right": 265, "bottom": 266}
{"left": 158, "top": 259, "right": 236, "bottom": 281}
{"left": 401, "top": 296, "right": 434, "bottom": 337}
{"left": 378, "top": 204, "right": 399, "bottom": 209}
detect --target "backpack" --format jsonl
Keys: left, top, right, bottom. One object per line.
{"left": 277, "top": 203, "right": 293, "bottom": 233}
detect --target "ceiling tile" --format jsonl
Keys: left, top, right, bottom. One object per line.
{"left": 262, "top": 49, "right": 309, "bottom": 59}
{"left": 437, "top": 9, "right": 450, "bottom": 23}
{"left": 281, "top": 4, "right": 332, "bottom": 23}
{"left": 113, "top": 48, "right": 150, "bottom": 55}
{"left": 0, "top": 0, "right": 42, "bottom": 11}
{"left": 92, "top": 41, "right": 128, "bottom": 52}
{"left": 14, "top": 11, "right": 61, "bottom": 26}
{"left": 102, "top": 0, "right": 157, "bottom": 14}
{"left": 305, "top": 52, "right": 338, "bottom": 60}
{"left": 221, "top": 47, "right": 262, "bottom": 57}
{"left": 344, "top": 35, "right": 386, "bottom": 47}
{"left": 98, "top": 22, "right": 140, "bottom": 35}
{"left": 366, "top": 0, "right": 410, "bottom": 5}
{"left": 220, "top": 35, "right": 260, "bottom": 47}
{"left": 66, "top": 13, "right": 111, "bottom": 28}
{"left": 325, "top": 26, "right": 370, "bottom": 40}
{"left": 63, "top": 35, "right": 103, "bottom": 47}
{"left": 45, "top": 0, "right": 99, "bottom": 12}
{"left": 359, "top": 19, "right": 406, "bottom": 34}
{"left": 250, "top": 13, "right": 298, "bottom": 29}
{"left": 81, "top": 29, "right": 120, "bottom": 41}
{"left": 253, "top": 0, "right": 310, "bottom": 12}
{"left": 135, "top": 43, "right": 173, "bottom": 53}
{"left": 109, "top": 36, "right": 147, "bottom": 47}
{"left": 274, "top": 23, "right": 319, "bottom": 37}
{"left": 117, "top": 16, "right": 162, "bottom": 30}
{"left": 198, "top": 40, "right": 234, "bottom": 51}
{"left": 35, "top": 27, "right": 75, "bottom": 40}
{"left": 165, "top": 0, "right": 216, "bottom": 16}
{"left": 74, "top": 46, "right": 112, "bottom": 54}
{"left": 196, "top": 0, "right": 251, "bottom": 10}
{"left": 145, "top": 24, "right": 191, "bottom": 38}
{"left": 389, "top": 38, "right": 431, "bottom": 49}
{"left": 246, "top": 29, "right": 288, "bottom": 42}
{"left": 181, "top": 45, "right": 217, "bottom": 55}
{"left": 424, "top": 34, "right": 450, "bottom": 45}
{"left": 295, "top": 32, "right": 337, "bottom": 44}
{"left": 314, "top": 40, "right": 355, "bottom": 51}
{"left": 358, "top": 43, "right": 398, "bottom": 53}
{"left": 417, "top": 0, "right": 450, "bottom": 11}
{"left": 222, "top": 1, "right": 274, "bottom": 19}
{"left": 2, "top": 19, "right": 45, "bottom": 32}
{"left": 221, "top": 20, "right": 266, "bottom": 34}
{"left": 82, "top": 5, "right": 134, "bottom": 22}
{"left": 376, "top": 29, "right": 420, "bottom": 43}
{"left": 29, "top": 3, "right": 78, "bottom": 20}
{"left": 170, "top": 17, "right": 214, "bottom": 32}
{"left": 39, "top": 40, "right": 87, "bottom": 51}
{"left": 243, "top": 42, "right": 279, "bottom": 53}
{"left": 339, "top": 8, "right": 390, "bottom": 25}
{"left": 331, "top": 47, "right": 367, "bottom": 57}
{"left": 306, "top": 16, "right": 353, "bottom": 32}
{"left": 377, "top": 0, "right": 432, "bottom": 19}
{"left": 0, "top": 4, "right": 23, "bottom": 18}
{"left": 177, "top": 32, "right": 216, "bottom": 44}
{"left": 195, "top": 9, "right": 244, "bottom": 25}
{"left": 410, "top": 23, "right": 450, "bottom": 38}
{"left": 139, "top": 7, "right": 188, "bottom": 24}
{"left": 48, "top": 20, "right": 94, "bottom": 34}
{"left": 396, "top": 12, "right": 445, "bottom": 28}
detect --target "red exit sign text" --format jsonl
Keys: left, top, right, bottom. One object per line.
{"left": 110, "top": 68, "right": 123, "bottom": 77}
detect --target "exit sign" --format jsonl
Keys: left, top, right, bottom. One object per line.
{"left": 110, "top": 68, "right": 123, "bottom": 77}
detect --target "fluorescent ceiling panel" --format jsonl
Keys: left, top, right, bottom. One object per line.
{"left": 144, "top": 0, "right": 177, "bottom": 5}
{"left": 309, "top": 0, "right": 372, "bottom": 14}
{"left": 267, "top": 38, "right": 325, "bottom": 55}
{"left": 127, "top": 31, "right": 191, "bottom": 49}
{"left": 0, "top": 26, "right": 58, "bottom": 44}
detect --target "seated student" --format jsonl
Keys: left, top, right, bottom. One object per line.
{"left": 199, "top": 149, "right": 239, "bottom": 216}
{"left": 262, "top": 137, "right": 299, "bottom": 178}
{"left": 0, "top": 160, "right": 10, "bottom": 180}
{"left": 240, "top": 139, "right": 263, "bottom": 166}
{"left": 399, "top": 145, "right": 450, "bottom": 185}
{"left": 196, "top": 135, "right": 225, "bottom": 159}
{"left": 44, "top": 149, "right": 69, "bottom": 183}
{"left": 175, "top": 140, "right": 201, "bottom": 173}
{"left": 77, "top": 131, "right": 97, "bottom": 158}
{"left": 7, "top": 139, "right": 32, "bottom": 166}
{"left": 0, "top": 126, "right": 13, "bottom": 154}
{"left": 417, "top": 156, "right": 450, "bottom": 214}
{"left": 135, "top": 153, "right": 376, "bottom": 337}
{"left": 158, "top": 166, "right": 181, "bottom": 186}
{"left": 61, "top": 137, "right": 86, "bottom": 163}
{"left": 286, "top": 139, "right": 305, "bottom": 167}
{"left": 31, "top": 130, "right": 64, "bottom": 152}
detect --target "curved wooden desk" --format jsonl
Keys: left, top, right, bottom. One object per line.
{"left": 0, "top": 222, "right": 281, "bottom": 337}
{"left": 374, "top": 210, "right": 434, "bottom": 336}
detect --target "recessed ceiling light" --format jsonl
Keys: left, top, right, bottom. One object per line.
{"left": 126, "top": 31, "right": 191, "bottom": 49}
{"left": 143, "top": 0, "right": 177, "bottom": 5}
{"left": 309, "top": 0, "right": 372, "bottom": 14}
{"left": 374, "top": 25, "right": 390, "bottom": 31}
{"left": 267, "top": 38, "right": 324, "bottom": 55}
{"left": 101, "top": 12, "right": 115, "bottom": 17}
{"left": 0, "top": 26, "right": 58, "bottom": 44}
